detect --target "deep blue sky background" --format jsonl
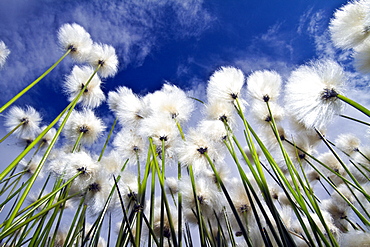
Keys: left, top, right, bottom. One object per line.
{"left": 0, "top": 0, "right": 366, "bottom": 126}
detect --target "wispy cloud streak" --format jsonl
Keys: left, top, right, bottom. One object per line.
{"left": 0, "top": 0, "right": 214, "bottom": 101}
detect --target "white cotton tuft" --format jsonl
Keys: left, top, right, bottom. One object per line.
{"left": 334, "top": 133, "right": 360, "bottom": 155}
{"left": 50, "top": 151, "right": 99, "bottom": 192}
{"left": 250, "top": 100, "right": 285, "bottom": 126}
{"left": 112, "top": 86, "right": 149, "bottom": 128}
{"left": 207, "top": 66, "right": 245, "bottom": 104}
{"left": 354, "top": 40, "right": 370, "bottom": 74}
{"left": 318, "top": 152, "right": 346, "bottom": 186}
{"left": 88, "top": 43, "right": 119, "bottom": 78}
{"left": 63, "top": 65, "right": 105, "bottom": 108}
{"left": 247, "top": 70, "right": 282, "bottom": 102}
{"left": 57, "top": 23, "right": 93, "bottom": 62}
{"left": 284, "top": 59, "right": 346, "bottom": 130}
{"left": 62, "top": 108, "right": 106, "bottom": 145}
{"left": 139, "top": 114, "right": 179, "bottom": 147}
{"left": 139, "top": 113, "right": 181, "bottom": 164}
{"left": 4, "top": 105, "right": 41, "bottom": 139}
{"left": 177, "top": 128, "right": 225, "bottom": 172}
{"left": 147, "top": 83, "right": 194, "bottom": 123}
{"left": 84, "top": 170, "right": 119, "bottom": 216}
{"left": 329, "top": 0, "right": 370, "bottom": 49}
{"left": 340, "top": 230, "right": 370, "bottom": 247}
{"left": 112, "top": 130, "right": 147, "bottom": 165}
{"left": 0, "top": 40, "right": 10, "bottom": 69}
{"left": 180, "top": 176, "right": 223, "bottom": 222}
{"left": 19, "top": 155, "right": 44, "bottom": 178}
{"left": 197, "top": 119, "right": 229, "bottom": 143}
{"left": 39, "top": 125, "right": 57, "bottom": 149}
{"left": 203, "top": 100, "right": 237, "bottom": 128}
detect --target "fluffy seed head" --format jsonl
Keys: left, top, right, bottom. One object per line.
{"left": 19, "top": 155, "right": 44, "bottom": 177}
{"left": 5, "top": 105, "right": 41, "bottom": 139}
{"left": 147, "top": 83, "right": 194, "bottom": 123}
{"left": 197, "top": 120, "right": 229, "bottom": 143}
{"left": 207, "top": 66, "right": 245, "bottom": 104}
{"left": 0, "top": 40, "right": 10, "bottom": 69}
{"left": 89, "top": 43, "right": 119, "bottom": 78}
{"left": 146, "top": 199, "right": 179, "bottom": 240}
{"left": 113, "top": 130, "right": 147, "bottom": 165}
{"left": 354, "top": 41, "right": 370, "bottom": 73}
{"left": 322, "top": 198, "right": 350, "bottom": 232}
{"left": 319, "top": 152, "right": 346, "bottom": 186}
{"left": 63, "top": 109, "right": 106, "bottom": 145}
{"left": 113, "top": 86, "right": 149, "bottom": 128}
{"left": 50, "top": 151, "right": 99, "bottom": 192}
{"left": 284, "top": 59, "right": 346, "bottom": 130}
{"left": 64, "top": 65, "right": 105, "bottom": 108}
{"left": 203, "top": 100, "right": 237, "bottom": 128}
{"left": 181, "top": 176, "right": 223, "bottom": 222}
{"left": 334, "top": 133, "right": 360, "bottom": 155}
{"left": 57, "top": 23, "right": 93, "bottom": 62}
{"left": 329, "top": 0, "right": 370, "bottom": 49}
{"left": 84, "top": 171, "right": 119, "bottom": 216}
{"left": 228, "top": 179, "right": 252, "bottom": 216}
{"left": 177, "top": 129, "right": 225, "bottom": 171}
{"left": 39, "top": 126, "right": 57, "bottom": 149}
{"left": 247, "top": 70, "right": 282, "bottom": 102}
{"left": 340, "top": 231, "right": 370, "bottom": 247}
{"left": 139, "top": 114, "right": 179, "bottom": 148}
{"left": 250, "top": 101, "right": 285, "bottom": 126}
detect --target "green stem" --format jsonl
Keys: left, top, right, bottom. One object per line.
{"left": 150, "top": 139, "right": 178, "bottom": 247}
{"left": 149, "top": 163, "right": 156, "bottom": 247}
{"left": 188, "top": 165, "right": 206, "bottom": 247}
{"left": 1, "top": 65, "right": 101, "bottom": 230}
{"left": 160, "top": 139, "right": 166, "bottom": 247}
{"left": 0, "top": 120, "right": 25, "bottom": 143}
{"left": 71, "top": 131, "right": 85, "bottom": 153}
{"left": 336, "top": 94, "right": 370, "bottom": 118}
{"left": 98, "top": 117, "right": 117, "bottom": 161}
{"left": 178, "top": 162, "right": 182, "bottom": 247}
{"left": 0, "top": 49, "right": 72, "bottom": 114}
{"left": 0, "top": 192, "right": 79, "bottom": 240}
{"left": 204, "top": 152, "right": 254, "bottom": 247}
{"left": 63, "top": 193, "right": 87, "bottom": 247}
{"left": 176, "top": 120, "right": 185, "bottom": 141}
{"left": 340, "top": 114, "right": 370, "bottom": 126}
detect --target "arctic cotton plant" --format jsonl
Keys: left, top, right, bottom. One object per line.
{"left": 62, "top": 108, "right": 106, "bottom": 148}
{"left": 57, "top": 23, "right": 93, "bottom": 63}
{"left": 284, "top": 59, "right": 347, "bottom": 130}
{"left": 0, "top": 23, "right": 94, "bottom": 114}
{"left": 2, "top": 105, "right": 41, "bottom": 141}
{"left": 246, "top": 69, "right": 282, "bottom": 103}
{"left": 63, "top": 65, "right": 106, "bottom": 108}
{"left": 329, "top": 0, "right": 370, "bottom": 50}
{"left": 88, "top": 43, "right": 119, "bottom": 78}
{"left": 207, "top": 66, "right": 245, "bottom": 104}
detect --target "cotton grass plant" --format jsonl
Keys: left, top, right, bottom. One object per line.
{"left": 1, "top": 2, "right": 370, "bottom": 246}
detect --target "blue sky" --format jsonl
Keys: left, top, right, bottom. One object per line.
{"left": 0, "top": 0, "right": 353, "bottom": 121}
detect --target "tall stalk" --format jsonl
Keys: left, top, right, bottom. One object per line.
{"left": 0, "top": 49, "right": 72, "bottom": 113}
{"left": 1, "top": 64, "right": 101, "bottom": 230}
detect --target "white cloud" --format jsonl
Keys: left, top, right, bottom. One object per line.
{"left": 234, "top": 55, "right": 292, "bottom": 79}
